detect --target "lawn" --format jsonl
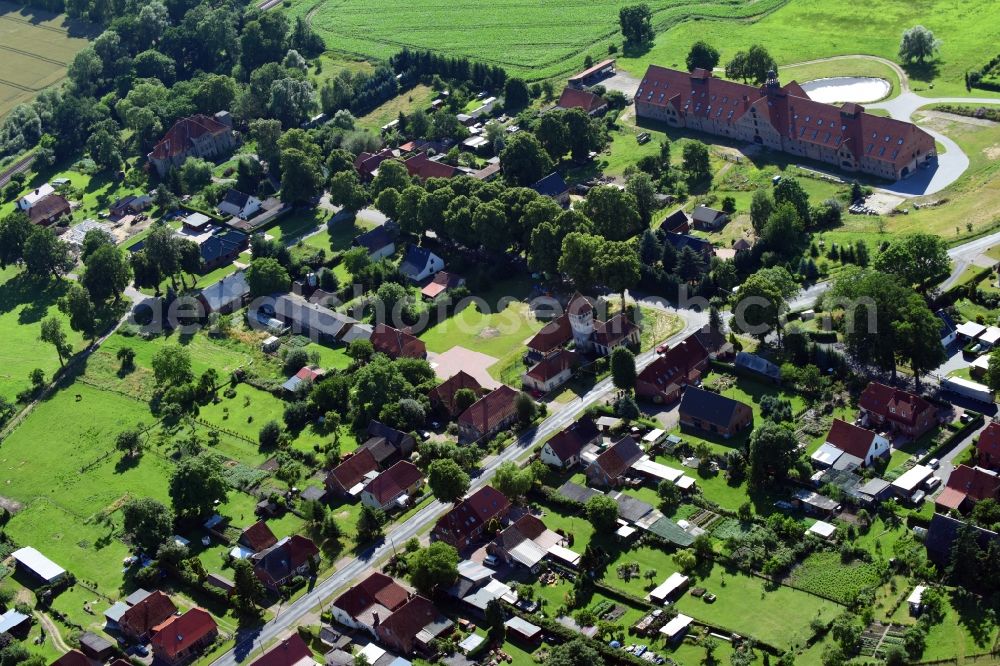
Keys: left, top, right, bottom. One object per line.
{"left": 637, "top": 306, "right": 684, "bottom": 351}
{"left": 284, "top": 0, "right": 787, "bottom": 81}
{"left": 0, "top": 267, "right": 86, "bottom": 401}
{"left": 357, "top": 84, "right": 438, "bottom": 132}
{"left": 419, "top": 299, "right": 543, "bottom": 359}
{"left": 618, "top": 0, "right": 1000, "bottom": 98}
{"left": 0, "top": 1, "right": 97, "bottom": 119}
{"left": 890, "top": 587, "right": 999, "bottom": 662}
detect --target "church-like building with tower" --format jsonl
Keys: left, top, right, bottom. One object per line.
{"left": 634, "top": 66, "right": 935, "bottom": 181}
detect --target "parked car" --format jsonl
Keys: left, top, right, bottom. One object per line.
{"left": 928, "top": 458, "right": 940, "bottom": 470}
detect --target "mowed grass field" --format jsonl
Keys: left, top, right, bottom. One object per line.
{"left": 285, "top": 0, "right": 788, "bottom": 81}
{"left": 0, "top": 1, "right": 96, "bottom": 118}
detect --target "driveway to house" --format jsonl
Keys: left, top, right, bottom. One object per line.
{"left": 935, "top": 419, "right": 988, "bottom": 486}
{"left": 210, "top": 303, "right": 706, "bottom": 666}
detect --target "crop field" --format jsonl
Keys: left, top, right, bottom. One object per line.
{"left": 285, "top": 0, "right": 788, "bottom": 81}
{"left": 784, "top": 551, "right": 886, "bottom": 604}
{"left": 0, "top": 1, "right": 95, "bottom": 118}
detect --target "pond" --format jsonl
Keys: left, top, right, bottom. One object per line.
{"left": 800, "top": 76, "right": 891, "bottom": 104}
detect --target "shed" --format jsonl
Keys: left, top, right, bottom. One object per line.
{"left": 659, "top": 614, "right": 693, "bottom": 642}
{"left": 808, "top": 520, "right": 837, "bottom": 540}
{"left": 546, "top": 545, "right": 581, "bottom": 568}
{"left": 262, "top": 336, "right": 281, "bottom": 353}
{"left": 104, "top": 601, "right": 129, "bottom": 625}
{"left": 648, "top": 572, "right": 689, "bottom": 604}
{"left": 891, "top": 465, "right": 934, "bottom": 499}
{"left": 907, "top": 585, "right": 926, "bottom": 615}
{"left": 11, "top": 547, "right": 65, "bottom": 584}
{"left": 0, "top": 610, "right": 29, "bottom": 635}
{"left": 458, "top": 634, "right": 485, "bottom": 654}
{"left": 79, "top": 632, "right": 115, "bottom": 660}
{"left": 504, "top": 616, "right": 542, "bottom": 643}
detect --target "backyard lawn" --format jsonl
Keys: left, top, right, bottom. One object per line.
{"left": 419, "top": 300, "right": 543, "bottom": 359}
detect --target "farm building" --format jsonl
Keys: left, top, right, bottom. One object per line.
{"left": 634, "top": 66, "right": 934, "bottom": 181}
{"left": 147, "top": 112, "right": 236, "bottom": 177}
{"left": 678, "top": 387, "right": 753, "bottom": 438}
{"left": 568, "top": 59, "right": 616, "bottom": 88}
{"left": 11, "top": 547, "right": 65, "bottom": 585}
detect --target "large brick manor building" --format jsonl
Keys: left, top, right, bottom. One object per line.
{"left": 634, "top": 66, "right": 934, "bottom": 181}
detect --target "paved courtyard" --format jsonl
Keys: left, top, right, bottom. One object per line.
{"left": 427, "top": 346, "right": 502, "bottom": 390}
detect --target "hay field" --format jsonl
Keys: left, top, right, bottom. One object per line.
{"left": 0, "top": 1, "right": 94, "bottom": 118}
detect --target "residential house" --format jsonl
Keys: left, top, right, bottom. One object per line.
{"left": 978, "top": 421, "right": 1000, "bottom": 471}
{"left": 568, "top": 59, "right": 616, "bottom": 88}
{"left": 109, "top": 193, "right": 151, "bottom": 218}
{"left": 488, "top": 514, "right": 563, "bottom": 571}
{"left": 678, "top": 387, "right": 753, "bottom": 438}
{"left": 937, "top": 310, "right": 958, "bottom": 348}
{"left": 198, "top": 270, "right": 250, "bottom": 315}
{"left": 693, "top": 327, "right": 735, "bottom": 360}
{"left": 360, "top": 461, "right": 424, "bottom": 512}
{"left": 17, "top": 184, "right": 54, "bottom": 211}
{"left": 471, "top": 162, "right": 501, "bottom": 181}
{"left": 924, "top": 513, "right": 1000, "bottom": 567}
{"left": 376, "top": 596, "right": 454, "bottom": 656}
{"left": 592, "top": 313, "right": 641, "bottom": 356}
{"left": 217, "top": 190, "right": 262, "bottom": 219}
{"left": 540, "top": 418, "right": 600, "bottom": 468}
{"left": 935, "top": 465, "right": 1000, "bottom": 513}
{"left": 27, "top": 194, "right": 71, "bottom": 226}
{"left": 252, "top": 535, "right": 320, "bottom": 591}
{"left": 148, "top": 112, "right": 235, "bottom": 177}
{"left": 433, "top": 486, "right": 511, "bottom": 550}
{"left": 661, "top": 209, "right": 690, "bottom": 234}
{"left": 633, "top": 67, "right": 933, "bottom": 181}
{"left": 354, "top": 149, "right": 395, "bottom": 181}
{"left": 197, "top": 228, "right": 249, "bottom": 272}
{"left": 530, "top": 173, "right": 570, "bottom": 206}
{"left": 525, "top": 314, "right": 573, "bottom": 359}
{"left": 556, "top": 87, "right": 608, "bottom": 115}
{"left": 527, "top": 293, "right": 639, "bottom": 358}
{"left": 427, "top": 371, "right": 486, "bottom": 419}
{"left": 326, "top": 449, "right": 380, "bottom": 498}
{"left": 118, "top": 590, "right": 177, "bottom": 641}
{"left": 399, "top": 245, "right": 444, "bottom": 283}
{"left": 239, "top": 521, "right": 278, "bottom": 554}
{"left": 420, "top": 271, "right": 465, "bottom": 300}
{"left": 361, "top": 420, "right": 417, "bottom": 467}
{"left": 635, "top": 335, "right": 709, "bottom": 404}
{"left": 353, "top": 224, "right": 397, "bottom": 261}
{"left": 457, "top": 385, "right": 520, "bottom": 442}
{"left": 691, "top": 205, "right": 729, "bottom": 230}
{"left": 331, "top": 572, "right": 410, "bottom": 637}
{"left": 735, "top": 352, "right": 781, "bottom": 383}
{"left": 150, "top": 608, "right": 218, "bottom": 666}
{"left": 267, "top": 293, "right": 373, "bottom": 344}
{"left": 250, "top": 634, "right": 318, "bottom": 666}
{"left": 370, "top": 324, "right": 427, "bottom": 359}
{"left": 858, "top": 382, "right": 937, "bottom": 439}
{"left": 812, "top": 419, "right": 890, "bottom": 468}
{"left": 522, "top": 349, "right": 577, "bottom": 394}
{"left": 587, "top": 436, "right": 644, "bottom": 487}
{"left": 404, "top": 152, "right": 458, "bottom": 181}
{"left": 662, "top": 232, "right": 714, "bottom": 260}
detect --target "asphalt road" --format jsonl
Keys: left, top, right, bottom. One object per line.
{"left": 212, "top": 305, "right": 707, "bottom": 666}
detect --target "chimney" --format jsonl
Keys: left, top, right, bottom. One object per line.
{"left": 373, "top": 611, "right": 380, "bottom": 626}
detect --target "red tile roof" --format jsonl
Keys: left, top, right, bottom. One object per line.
{"left": 428, "top": 371, "right": 485, "bottom": 416}
{"left": 566, "top": 292, "right": 594, "bottom": 316}
{"left": 27, "top": 194, "right": 70, "bottom": 225}
{"left": 636, "top": 66, "right": 933, "bottom": 170}
{"left": 591, "top": 436, "right": 643, "bottom": 481}
{"left": 593, "top": 313, "right": 638, "bottom": 347}
{"left": 978, "top": 422, "right": 1000, "bottom": 469}
{"left": 149, "top": 114, "right": 229, "bottom": 161}
{"left": 434, "top": 486, "right": 510, "bottom": 545}
{"left": 526, "top": 314, "right": 573, "bottom": 354}
{"left": 404, "top": 152, "right": 458, "bottom": 181}
{"left": 327, "top": 449, "right": 379, "bottom": 493}
{"left": 333, "top": 572, "right": 409, "bottom": 618}
{"left": 370, "top": 323, "right": 427, "bottom": 359}
{"left": 420, "top": 271, "right": 464, "bottom": 299}
{"left": 377, "top": 595, "right": 446, "bottom": 652}
{"left": 457, "top": 385, "right": 520, "bottom": 436}
{"left": 354, "top": 148, "right": 395, "bottom": 177}
{"left": 494, "top": 514, "right": 548, "bottom": 552}
{"left": 568, "top": 59, "right": 615, "bottom": 84}
{"left": 544, "top": 418, "right": 599, "bottom": 463}
{"left": 119, "top": 590, "right": 177, "bottom": 638}
{"left": 151, "top": 608, "right": 217, "bottom": 663}
{"left": 250, "top": 634, "right": 314, "bottom": 666}
{"left": 556, "top": 87, "right": 607, "bottom": 114}
{"left": 50, "top": 650, "right": 92, "bottom": 666}
{"left": 825, "top": 419, "right": 878, "bottom": 459}
{"left": 858, "top": 382, "right": 934, "bottom": 427}
{"left": 636, "top": 334, "right": 707, "bottom": 399}
{"left": 240, "top": 521, "right": 278, "bottom": 552}
{"left": 526, "top": 349, "right": 577, "bottom": 383}
{"left": 364, "top": 461, "right": 423, "bottom": 506}
{"left": 294, "top": 366, "right": 325, "bottom": 382}
{"left": 945, "top": 465, "right": 1000, "bottom": 502}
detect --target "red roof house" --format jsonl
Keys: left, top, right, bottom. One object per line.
{"left": 404, "top": 152, "right": 457, "bottom": 181}
{"left": 420, "top": 271, "right": 465, "bottom": 300}
{"left": 370, "top": 323, "right": 427, "bottom": 359}
{"left": 250, "top": 634, "right": 316, "bottom": 666}
{"left": 523, "top": 349, "right": 578, "bottom": 394}
{"left": 360, "top": 461, "right": 424, "bottom": 511}
{"left": 635, "top": 334, "right": 709, "bottom": 404}
{"left": 433, "top": 486, "right": 510, "bottom": 550}
{"left": 858, "top": 382, "right": 937, "bottom": 438}
{"left": 457, "top": 385, "right": 521, "bottom": 442}
{"left": 326, "top": 448, "right": 379, "bottom": 497}
{"left": 49, "top": 650, "right": 92, "bottom": 666}
{"left": 586, "top": 436, "right": 644, "bottom": 487}
{"left": 936, "top": 465, "right": 1000, "bottom": 513}
{"left": 525, "top": 315, "right": 573, "bottom": 356}
{"left": 239, "top": 521, "right": 278, "bottom": 553}
{"left": 354, "top": 148, "right": 395, "bottom": 181}
{"left": 27, "top": 194, "right": 71, "bottom": 226}
{"left": 118, "top": 590, "right": 177, "bottom": 641}
{"left": 427, "top": 371, "right": 486, "bottom": 418}
{"left": 150, "top": 608, "right": 218, "bottom": 666}
{"left": 331, "top": 572, "right": 410, "bottom": 636}
{"left": 978, "top": 421, "right": 1000, "bottom": 471}
{"left": 147, "top": 113, "right": 235, "bottom": 177}
{"left": 823, "top": 419, "right": 891, "bottom": 467}
{"left": 540, "top": 418, "right": 600, "bottom": 468}
{"left": 376, "top": 595, "right": 454, "bottom": 656}
{"left": 556, "top": 87, "right": 608, "bottom": 115}
{"left": 252, "top": 535, "right": 320, "bottom": 591}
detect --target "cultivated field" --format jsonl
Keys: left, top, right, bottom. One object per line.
{"left": 286, "top": 0, "right": 788, "bottom": 81}
{"left": 0, "top": 1, "right": 95, "bottom": 118}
